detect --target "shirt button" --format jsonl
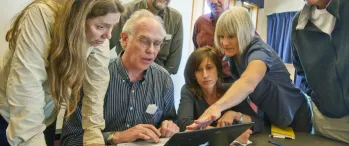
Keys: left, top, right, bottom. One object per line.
{"left": 122, "top": 80, "right": 125, "bottom": 82}
{"left": 131, "top": 90, "right": 134, "bottom": 93}
{"left": 130, "top": 107, "right": 133, "bottom": 110}
{"left": 127, "top": 124, "right": 130, "bottom": 128}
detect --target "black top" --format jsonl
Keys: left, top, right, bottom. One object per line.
{"left": 177, "top": 84, "right": 264, "bottom": 132}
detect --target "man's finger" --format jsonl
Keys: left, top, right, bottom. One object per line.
{"left": 143, "top": 128, "right": 160, "bottom": 143}
{"left": 165, "top": 123, "right": 175, "bottom": 137}
{"left": 143, "top": 124, "right": 161, "bottom": 136}
{"left": 160, "top": 121, "right": 170, "bottom": 136}
{"left": 137, "top": 133, "right": 150, "bottom": 140}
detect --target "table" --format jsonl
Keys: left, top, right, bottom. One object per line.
{"left": 249, "top": 133, "right": 347, "bottom": 146}
{"left": 118, "top": 138, "right": 169, "bottom": 146}
{"left": 116, "top": 133, "right": 348, "bottom": 146}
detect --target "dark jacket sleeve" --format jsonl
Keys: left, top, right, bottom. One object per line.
{"left": 164, "top": 15, "right": 183, "bottom": 74}
{"left": 177, "top": 85, "right": 196, "bottom": 131}
{"left": 110, "top": 12, "right": 127, "bottom": 52}
{"left": 291, "top": 42, "right": 312, "bottom": 95}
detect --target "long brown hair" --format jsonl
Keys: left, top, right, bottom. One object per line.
{"left": 184, "top": 46, "right": 225, "bottom": 99}
{"left": 49, "top": 0, "right": 123, "bottom": 118}
{"left": 6, "top": 0, "right": 124, "bottom": 118}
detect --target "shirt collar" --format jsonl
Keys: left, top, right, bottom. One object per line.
{"left": 296, "top": 0, "right": 340, "bottom": 30}
{"left": 116, "top": 50, "right": 150, "bottom": 82}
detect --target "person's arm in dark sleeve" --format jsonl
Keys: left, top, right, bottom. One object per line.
{"left": 177, "top": 85, "right": 196, "bottom": 131}
{"left": 164, "top": 16, "right": 183, "bottom": 74}
{"left": 291, "top": 42, "right": 311, "bottom": 95}
{"left": 110, "top": 11, "right": 128, "bottom": 52}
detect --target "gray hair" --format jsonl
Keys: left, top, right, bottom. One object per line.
{"left": 214, "top": 7, "right": 255, "bottom": 54}
{"left": 122, "top": 9, "right": 166, "bottom": 37}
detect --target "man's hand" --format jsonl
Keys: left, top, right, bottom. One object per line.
{"left": 217, "top": 110, "right": 238, "bottom": 127}
{"left": 159, "top": 120, "right": 179, "bottom": 137}
{"left": 186, "top": 104, "right": 222, "bottom": 130}
{"left": 112, "top": 124, "right": 161, "bottom": 144}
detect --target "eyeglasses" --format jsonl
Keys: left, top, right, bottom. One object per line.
{"left": 137, "top": 36, "right": 165, "bottom": 50}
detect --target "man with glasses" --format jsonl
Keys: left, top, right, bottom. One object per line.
{"left": 110, "top": 0, "right": 183, "bottom": 75}
{"left": 60, "top": 9, "right": 179, "bottom": 146}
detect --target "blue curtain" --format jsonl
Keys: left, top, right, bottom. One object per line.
{"left": 267, "top": 12, "right": 306, "bottom": 91}
{"left": 267, "top": 12, "right": 296, "bottom": 63}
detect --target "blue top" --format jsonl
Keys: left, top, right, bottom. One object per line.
{"left": 60, "top": 52, "right": 177, "bottom": 145}
{"left": 228, "top": 37, "right": 305, "bottom": 127}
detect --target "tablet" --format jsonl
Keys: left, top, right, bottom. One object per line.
{"left": 164, "top": 122, "right": 254, "bottom": 146}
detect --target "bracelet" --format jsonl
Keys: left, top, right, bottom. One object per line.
{"left": 238, "top": 112, "right": 243, "bottom": 123}
{"left": 107, "top": 132, "right": 116, "bottom": 145}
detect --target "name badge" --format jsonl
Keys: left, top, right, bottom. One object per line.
{"left": 165, "top": 34, "right": 172, "bottom": 40}
{"left": 146, "top": 104, "right": 158, "bottom": 115}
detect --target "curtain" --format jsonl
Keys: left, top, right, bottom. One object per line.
{"left": 267, "top": 12, "right": 296, "bottom": 63}
{"left": 267, "top": 11, "right": 307, "bottom": 91}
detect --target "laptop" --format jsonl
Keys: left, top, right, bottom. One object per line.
{"left": 164, "top": 122, "right": 254, "bottom": 146}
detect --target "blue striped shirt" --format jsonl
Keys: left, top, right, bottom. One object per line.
{"left": 60, "top": 54, "right": 176, "bottom": 146}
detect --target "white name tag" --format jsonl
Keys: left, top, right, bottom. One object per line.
{"left": 165, "top": 34, "right": 172, "bottom": 40}
{"left": 146, "top": 104, "right": 158, "bottom": 115}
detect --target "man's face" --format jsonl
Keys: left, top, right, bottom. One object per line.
{"left": 122, "top": 18, "right": 164, "bottom": 71}
{"left": 151, "top": 0, "right": 171, "bottom": 11}
{"left": 206, "top": 0, "right": 229, "bottom": 16}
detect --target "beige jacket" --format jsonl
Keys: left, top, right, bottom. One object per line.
{"left": 0, "top": 2, "right": 109, "bottom": 145}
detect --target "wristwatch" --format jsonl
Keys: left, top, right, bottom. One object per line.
{"left": 107, "top": 132, "right": 116, "bottom": 145}
{"left": 238, "top": 112, "right": 243, "bottom": 123}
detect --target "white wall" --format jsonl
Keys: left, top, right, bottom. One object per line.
{"left": 0, "top": 0, "right": 32, "bottom": 56}
{"left": 169, "top": 0, "right": 194, "bottom": 110}
{"left": 256, "top": 0, "right": 305, "bottom": 42}
{"left": 264, "top": 0, "right": 305, "bottom": 15}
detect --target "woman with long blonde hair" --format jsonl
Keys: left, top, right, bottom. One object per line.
{"left": 0, "top": 0, "right": 123, "bottom": 146}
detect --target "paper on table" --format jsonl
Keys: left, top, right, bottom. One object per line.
{"left": 117, "top": 138, "right": 252, "bottom": 146}
{"left": 231, "top": 140, "right": 253, "bottom": 146}
{"left": 117, "top": 138, "right": 169, "bottom": 146}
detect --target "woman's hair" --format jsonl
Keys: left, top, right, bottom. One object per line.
{"left": 214, "top": 6, "right": 255, "bottom": 55}
{"left": 6, "top": 0, "right": 124, "bottom": 118}
{"left": 184, "top": 46, "right": 225, "bottom": 99}
{"left": 49, "top": 0, "right": 123, "bottom": 118}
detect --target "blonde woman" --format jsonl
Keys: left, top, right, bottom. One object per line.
{"left": 187, "top": 7, "right": 312, "bottom": 133}
{"left": 0, "top": 0, "right": 123, "bottom": 146}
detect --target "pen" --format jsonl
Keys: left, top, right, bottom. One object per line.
{"left": 268, "top": 140, "right": 282, "bottom": 146}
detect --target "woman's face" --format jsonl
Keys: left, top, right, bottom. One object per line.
{"left": 195, "top": 57, "right": 218, "bottom": 92}
{"left": 86, "top": 12, "right": 120, "bottom": 46}
{"left": 219, "top": 35, "right": 239, "bottom": 57}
